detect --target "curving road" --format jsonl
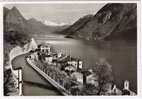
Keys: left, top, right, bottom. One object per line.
{"left": 12, "top": 54, "right": 62, "bottom": 96}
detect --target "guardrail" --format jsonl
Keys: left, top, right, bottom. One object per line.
{"left": 14, "top": 67, "right": 23, "bottom": 96}
{"left": 9, "top": 46, "right": 29, "bottom": 96}
{"left": 26, "top": 58, "right": 71, "bottom": 96}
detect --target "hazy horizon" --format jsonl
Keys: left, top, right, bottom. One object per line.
{"left": 5, "top": 3, "right": 106, "bottom": 25}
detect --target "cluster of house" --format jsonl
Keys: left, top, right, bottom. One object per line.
{"left": 28, "top": 40, "right": 136, "bottom": 95}
{"left": 102, "top": 80, "right": 136, "bottom": 95}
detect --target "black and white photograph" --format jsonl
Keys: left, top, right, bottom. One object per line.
{"left": 3, "top": 2, "right": 138, "bottom": 96}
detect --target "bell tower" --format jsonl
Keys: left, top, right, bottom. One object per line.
{"left": 124, "top": 80, "right": 129, "bottom": 90}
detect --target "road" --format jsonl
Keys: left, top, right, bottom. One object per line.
{"left": 12, "top": 54, "right": 62, "bottom": 96}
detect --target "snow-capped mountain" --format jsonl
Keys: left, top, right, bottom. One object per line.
{"left": 44, "top": 20, "right": 67, "bottom": 26}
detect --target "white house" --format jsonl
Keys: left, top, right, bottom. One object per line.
{"left": 67, "top": 60, "right": 83, "bottom": 70}
{"left": 57, "top": 52, "right": 62, "bottom": 58}
{"left": 71, "top": 72, "right": 83, "bottom": 84}
{"left": 67, "top": 61, "right": 78, "bottom": 68}
{"left": 39, "top": 43, "right": 51, "bottom": 54}
{"left": 78, "top": 61, "right": 83, "bottom": 69}
{"left": 44, "top": 56, "right": 53, "bottom": 64}
{"left": 86, "top": 73, "right": 99, "bottom": 87}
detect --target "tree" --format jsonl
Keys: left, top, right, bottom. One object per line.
{"left": 93, "top": 58, "right": 114, "bottom": 95}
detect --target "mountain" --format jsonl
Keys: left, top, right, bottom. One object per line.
{"left": 61, "top": 14, "right": 94, "bottom": 35}
{"left": 4, "top": 7, "right": 67, "bottom": 36}
{"left": 61, "top": 3, "right": 137, "bottom": 41}
{"left": 4, "top": 7, "right": 29, "bottom": 34}
{"left": 27, "top": 18, "right": 53, "bottom": 34}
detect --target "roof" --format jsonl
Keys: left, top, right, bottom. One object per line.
{"left": 87, "top": 73, "right": 99, "bottom": 81}
{"left": 71, "top": 72, "right": 83, "bottom": 78}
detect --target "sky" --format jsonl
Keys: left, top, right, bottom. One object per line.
{"left": 5, "top": 3, "right": 106, "bottom": 25}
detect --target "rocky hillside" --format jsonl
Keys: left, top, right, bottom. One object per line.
{"left": 4, "top": 7, "right": 28, "bottom": 35}
{"left": 61, "top": 3, "right": 137, "bottom": 41}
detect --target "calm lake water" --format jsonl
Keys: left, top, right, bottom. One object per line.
{"left": 34, "top": 34, "right": 137, "bottom": 93}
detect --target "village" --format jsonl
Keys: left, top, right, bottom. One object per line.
{"left": 26, "top": 38, "right": 136, "bottom": 95}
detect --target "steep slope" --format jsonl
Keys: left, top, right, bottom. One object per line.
{"left": 4, "top": 7, "right": 30, "bottom": 35}
{"left": 61, "top": 14, "right": 94, "bottom": 35}
{"left": 4, "top": 7, "right": 31, "bottom": 46}
{"left": 61, "top": 3, "right": 137, "bottom": 41}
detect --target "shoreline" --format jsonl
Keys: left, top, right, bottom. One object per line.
{"left": 4, "top": 37, "right": 137, "bottom": 95}
{"left": 26, "top": 42, "right": 136, "bottom": 95}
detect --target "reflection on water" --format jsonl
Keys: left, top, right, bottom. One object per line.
{"left": 34, "top": 34, "right": 137, "bottom": 93}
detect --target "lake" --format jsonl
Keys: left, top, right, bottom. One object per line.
{"left": 33, "top": 34, "right": 137, "bottom": 93}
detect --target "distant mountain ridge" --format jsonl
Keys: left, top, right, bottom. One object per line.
{"left": 4, "top": 7, "right": 68, "bottom": 35}
{"left": 61, "top": 3, "right": 137, "bottom": 41}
